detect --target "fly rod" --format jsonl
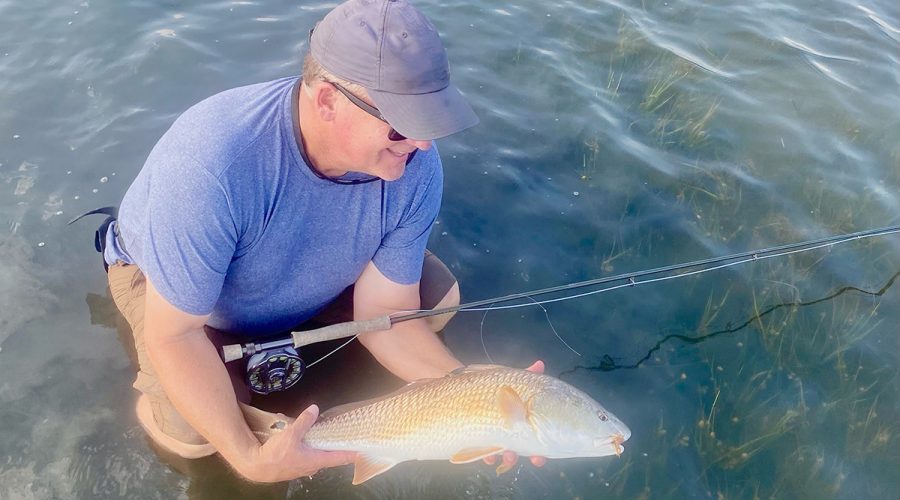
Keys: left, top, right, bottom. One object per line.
{"left": 221, "top": 224, "right": 900, "bottom": 363}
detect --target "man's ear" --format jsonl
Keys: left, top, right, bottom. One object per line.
{"left": 312, "top": 82, "right": 338, "bottom": 121}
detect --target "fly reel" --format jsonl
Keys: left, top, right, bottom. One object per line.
{"left": 246, "top": 346, "right": 305, "bottom": 395}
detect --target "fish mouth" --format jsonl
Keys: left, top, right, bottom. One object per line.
{"left": 592, "top": 433, "right": 629, "bottom": 456}
{"left": 612, "top": 433, "right": 626, "bottom": 456}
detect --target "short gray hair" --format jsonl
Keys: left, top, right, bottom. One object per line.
{"left": 302, "top": 53, "right": 365, "bottom": 95}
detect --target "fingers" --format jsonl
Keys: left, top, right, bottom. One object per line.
{"left": 484, "top": 451, "right": 547, "bottom": 470}
{"left": 291, "top": 404, "right": 320, "bottom": 435}
{"left": 291, "top": 405, "right": 356, "bottom": 467}
{"left": 525, "top": 360, "right": 545, "bottom": 373}
{"left": 494, "top": 451, "right": 517, "bottom": 475}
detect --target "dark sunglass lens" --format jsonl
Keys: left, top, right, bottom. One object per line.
{"left": 387, "top": 129, "right": 407, "bottom": 141}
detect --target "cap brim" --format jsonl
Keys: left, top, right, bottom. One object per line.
{"left": 368, "top": 84, "right": 479, "bottom": 141}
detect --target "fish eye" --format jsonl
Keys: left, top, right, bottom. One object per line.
{"left": 597, "top": 410, "right": 609, "bottom": 422}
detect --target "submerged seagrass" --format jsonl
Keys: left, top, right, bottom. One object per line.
{"left": 302, "top": 364, "right": 631, "bottom": 484}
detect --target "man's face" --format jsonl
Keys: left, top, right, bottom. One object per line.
{"left": 330, "top": 85, "right": 432, "bottom": 181}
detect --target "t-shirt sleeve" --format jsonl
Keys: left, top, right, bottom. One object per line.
{"left": 372, "top": 151, "right": 443, "bottom": 285}
{"left": 140, "top": 143, "right": 237, "bottom": 315}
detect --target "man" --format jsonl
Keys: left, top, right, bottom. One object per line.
{"left": 102, "top": 0, "right": 541, "bottom": 482}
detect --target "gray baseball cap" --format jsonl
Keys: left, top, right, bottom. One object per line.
{"left": 309, "top": 0, "right": 479, "bottom": 140}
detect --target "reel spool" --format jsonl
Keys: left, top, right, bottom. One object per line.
{"left": 246, "top": 346, "right": 305, "bottom": 395}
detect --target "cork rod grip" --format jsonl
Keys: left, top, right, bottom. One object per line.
{"left": 291, "top": 315, "right": 393, "bottom": 347}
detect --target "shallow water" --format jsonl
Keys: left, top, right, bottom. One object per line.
{"left": 1, "top": 0, "right": 899, "bottom": 498}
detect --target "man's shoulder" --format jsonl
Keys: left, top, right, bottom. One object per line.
{"left": 175, "top": 77, "right": 296, "bottom": 137}
{"left": 155, "top": 77, "right": 298, "bottom": 177}
{"left": 186, "top": 77, "right": 296, "bottom": 117}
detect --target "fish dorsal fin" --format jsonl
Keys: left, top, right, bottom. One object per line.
{"left": 496, "top": 385, "right": 529, "bottom": 430}
{"left": 457, "top": 364, "right": 505, "bottom": 373}
{"left": 352, "top": 454, "right": 399, "bottom": 485}
{"left": 320, "top": 378, "right": 440, "bottom": 419}
{"left": 449, "top": 446, "right": 505, "bottom": 464}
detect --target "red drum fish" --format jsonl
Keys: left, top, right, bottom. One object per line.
{"left": 302, "top": 364, "right": 631, "bottom": 484}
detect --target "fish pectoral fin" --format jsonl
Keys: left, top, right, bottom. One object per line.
{"left": 496, "top": 385, "right": 528, "bottom": 430}
{"left": 352, "top": 454, "right": 399, "bottom": 485}
{"left": 449, "top": 446, "right": 505, "bottom": 464}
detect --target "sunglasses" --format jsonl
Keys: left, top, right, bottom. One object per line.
{"left": 326, "top": 81, "right": 408, "bottom": 142}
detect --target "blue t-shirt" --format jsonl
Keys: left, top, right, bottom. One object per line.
{"left": 104, "top": 77, "right": 442, "bottom": 336}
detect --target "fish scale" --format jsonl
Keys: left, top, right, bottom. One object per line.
{"left": 300, "top": 365, "right": 630, "bottom": 484}
{"left": 305, "top": 368, "right": 544, "bottom": 450}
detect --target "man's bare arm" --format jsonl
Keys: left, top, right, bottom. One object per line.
{"left": 143, "top": 278, "right": 354, "bottom": 482}
{"left": 353, "top": 261, "right": 463, "bottom": 382}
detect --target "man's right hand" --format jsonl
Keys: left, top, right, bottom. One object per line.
{"left": 239, "top": 404, "right": 356, "bottom": 483}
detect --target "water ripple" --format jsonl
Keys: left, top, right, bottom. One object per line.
{"left": 857, "top": 4, "right": 900, "bottom": 42}
{"left": 780, "top": 36, "right": 860, "bottom": 62}
{"left": 805, "top": 58, "right": 860, "bottom": 91}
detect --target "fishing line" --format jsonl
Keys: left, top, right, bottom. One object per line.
{"left": 459, "top": 235, "right": 863, "bottom": 312}
{"left": 222, "top": 224, "right": 900, "bottom": 368}
{"left": 466, "top": 225, "right": 900, "bottom": 363}
{"left": 305, "top": 335, "right": 359, "bottom": 369}
{"left": 396, "top": 224, "right": 900, "bottom": 318}
{"left": 560, "top": 269, "right": 900, "bottom": 375}
{"left": 479, "top": 295, "right": 582, "bottom": 363}
{"left": 479, "top": 303, "right": 499, "bottom": 364}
